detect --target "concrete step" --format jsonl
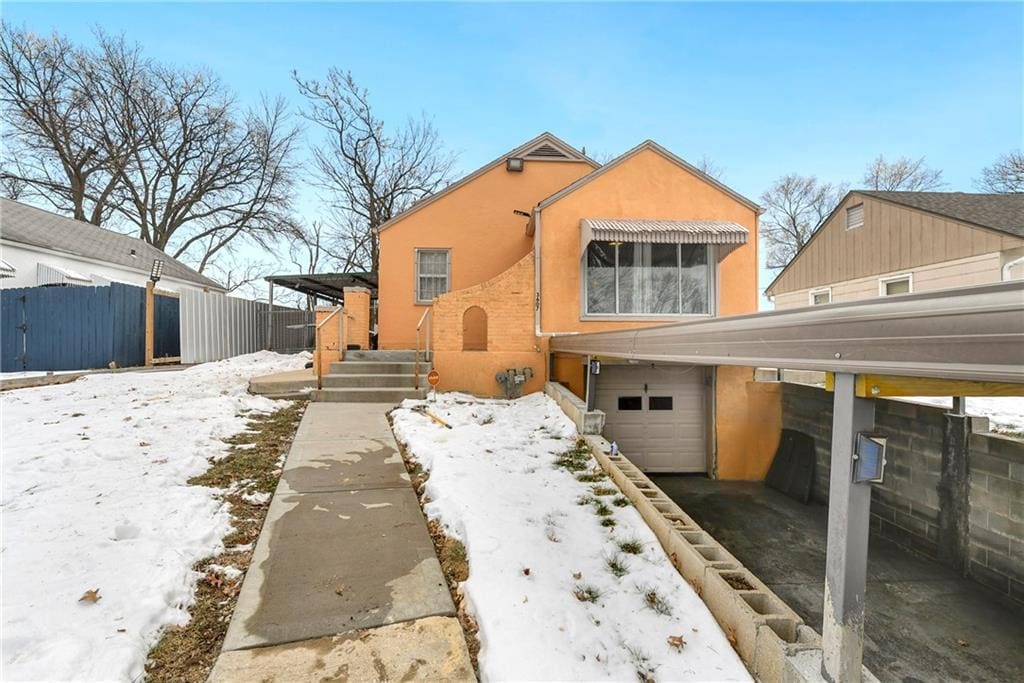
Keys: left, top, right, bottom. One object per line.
{"left": 329, "top": 361, "right": 428, "bottom": 375}
{"left": 322, "top": 373, "right": 419, "bottom": 388}
{"left": 345, "top": 350, "right": 420, "bottom": 362}
{"left": 314, "top": 387, "right": 428, "bottom": 403}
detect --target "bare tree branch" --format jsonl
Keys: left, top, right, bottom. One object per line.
{"left": 760, "top": 174, "right": 848, "bottom": 270}
{"left": 975, "top": 150, "right": 1024, "bottom": 193}
{"left": 293, "top": 68, "right": 456, "bottom": 272}
{"left": 862, "top": 155, "right": 944, "bottom": 191}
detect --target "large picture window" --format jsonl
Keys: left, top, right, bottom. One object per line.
{"left": 585, "top": 241, "right": 710, "bottom": 315}
{"left": 416, "top": 249, "right": 450, "bottom": 303}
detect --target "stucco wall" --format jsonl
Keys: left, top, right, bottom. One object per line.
{"left": 429, "top": 252, "right": 545, "bottom": 396}
{"left": 377, "top": 158, "right": 593, "bottom": 349}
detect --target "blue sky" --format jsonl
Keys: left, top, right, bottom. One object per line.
{"left": 6, "top": 2, "right": 1023, "bottom": 298}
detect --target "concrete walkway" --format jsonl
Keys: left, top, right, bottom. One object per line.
{"left": 651, "top": 475, "right": 1024, "bottom": 683}
{"left": 211, "top": 402, "right": 473, "bottom": 681}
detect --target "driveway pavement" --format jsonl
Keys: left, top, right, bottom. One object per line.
{"left": 651, "top": 475, "right": 1024, "bottom": 683}
{"left": 212, "top": 402, "right": 473, "bottom": 681}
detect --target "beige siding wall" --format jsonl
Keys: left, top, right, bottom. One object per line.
{"left": 772, "top": 251, "right": 1004, "bottom": 310}
{"left": 768, "top": 193, "right": 1024, "bottom": 295}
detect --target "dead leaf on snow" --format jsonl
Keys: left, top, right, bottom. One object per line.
{"left": 668, "top": 634, "right": 686, "bottom": 651}
{"left": 572, "top": 571, "right": 582, "bottom": 580}
{"left": 79, "top": 588, "right": 101, "bottom": 603}
{"left": 522, "top": 567, "right": 531, "bottom": 576}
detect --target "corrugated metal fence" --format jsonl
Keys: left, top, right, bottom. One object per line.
{"left": 178, "top": 289, "right": 312, "bottom": 364}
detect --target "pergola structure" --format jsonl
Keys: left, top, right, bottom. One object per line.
{"left": 552, "top": 280, "right": 1024, "bottom": 682}
{"left": 263, "top": 272, "right": 378, "bottom": 349}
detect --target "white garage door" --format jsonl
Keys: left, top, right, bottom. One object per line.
{"left": 595, "top": 363, "right": 707, "bottom": 473}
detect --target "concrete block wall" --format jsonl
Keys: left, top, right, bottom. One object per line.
{"left": 967, "top": 432, "right": 1024, "bottom": 601}
{"left": 781, "top": 382, "right": 1024, "bottom": 604}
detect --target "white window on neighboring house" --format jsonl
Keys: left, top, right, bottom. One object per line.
{"left": 846, "top": 204, "right": 865, "bottom": 230}
{"left": 809, "top": 287, "right": 832, "bottom": 305}
{"left": 879, "top": 273, "right": 912, "bottom": 296}
{"left": 415, "top": 249, "right": 450, "bottom": 303}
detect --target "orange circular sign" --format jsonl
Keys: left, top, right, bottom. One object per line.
{"left": 427, "top": 370, "right": 440, "bottom": 387}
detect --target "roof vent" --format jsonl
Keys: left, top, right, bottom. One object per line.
{"left": 526, "top": 143, "right": 569, "bottom": 159}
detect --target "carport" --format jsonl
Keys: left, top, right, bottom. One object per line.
{"left": 553, "top": 280, "right": 1024, "bottom": 682}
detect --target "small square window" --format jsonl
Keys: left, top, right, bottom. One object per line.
{"left": 649, "top": 396, "right": 673, "bottom": 411}
{"left": 881, "top": 275, "right": 912, "bottom": 296}
{"left": 809, "top": 288, "right": 831, "bottom": 306}
{"left": 846, "top": 204, "right": 864, "bottom": 230}
{"left": 617, "top": 396, "right": 642, "bottom": 411}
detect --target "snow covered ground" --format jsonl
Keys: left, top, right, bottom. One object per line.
{"left": 1, "top": 351, "right": 309, "bottom": 682}
{"left": 391, "top": 393, "right": 751, "bottom": 682}
{"left": 899, "top": 396, "right": 1024, "bottom": 434}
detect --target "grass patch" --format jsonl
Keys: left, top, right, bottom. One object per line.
{"left": 573, "top": 584, "right": 602, "bottom": 603}
{"left": 600, "top": 517, "right": 617, "bottom": 529}
{"left": 576, "top": 494, "right": 597, "bottom": 506}
{"left": 641, "top": 587, "right": 673, "bottom": 616}
{"left": 145, "top": 400, "right": 305, "bottom": 683}
{"left": 554, "top": 439, "right": 592, "bottom": 472}
{"left": 591, "top": 485, "right": 617, "bottom": 497}
{"left": 612, "top": 496, "right": 631, "bottom": 507}
{"left": 576, "top": 470, "right": 607, "bottom": 483}
{"left": 592, "top": 500, "right": 613, "bottom": 517}
{"left": 618, "top": 539, "right": 644, "bottom": 555}
{"left": 605, "top": 554, "right": 629, "bottom": 578}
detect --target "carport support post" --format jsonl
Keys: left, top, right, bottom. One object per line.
{"left": 822, "top": 372, "right": 875, "bottom": 683}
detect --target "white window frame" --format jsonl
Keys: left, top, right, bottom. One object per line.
{"left": 846, "top": 204, "right": 865, "bottom": 230}
{"left": 808, "top": 287, "right": 832, "bottom": 306}
{"left": 878, "top": 273, "right": 913, "bottom": 297}
{"left": 414, "top": 248, "right": 450, "bottom": 304}
{"left": 581, "top": 242, "right": 716, "bottom": 319}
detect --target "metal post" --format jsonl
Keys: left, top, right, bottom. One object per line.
{"left": 266, "top": 281, "right": 274, "bottom": 351}
{"left": 822, "top": 372, "right": 875, "bottom": 683}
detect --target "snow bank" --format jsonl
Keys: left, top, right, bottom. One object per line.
{"left": 391, "top": 393, "right": 751, "bottom": 682}
{"left": 898, "top": 396, "right": 1024, "bottom": 434}
{"left": 1, "top": 351, "right": 309, "bottom": 681}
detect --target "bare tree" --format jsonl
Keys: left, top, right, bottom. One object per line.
{"left": 696, "top": 154, "right": 724, "bottom": 180}
{"left": 293, "top": 68, "right": 457, "bottom": 272}
{"left": 760, "top": 174, "right": 848, "bottom": 270}
{"left": 0, "top": 25, "right": 145, "bottom": 224}
{"left": 975, "top": 150, "right": 1024, "bottom": 193}
{"left": 862, "top": 155, "right": 944, "bottom": 191}
{"left": 116, "top": 72, "right": 301, "bottom": 271}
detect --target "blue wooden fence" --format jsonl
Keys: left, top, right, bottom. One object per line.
{"left": 0, "top": 283, "right": 174, "bottom": 371}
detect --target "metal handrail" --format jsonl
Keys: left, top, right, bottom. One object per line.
{"left": 315, "top": 307, "right": 345, "bottom": 391}
{"left": 414, "top": 307, "right": 432, "bottom": 389}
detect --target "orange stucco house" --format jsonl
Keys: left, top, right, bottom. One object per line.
{"left": 374, "top": 133, "right": 777, "bottom": 479}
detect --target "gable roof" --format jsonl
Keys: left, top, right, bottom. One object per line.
{"left": 0, "top": 198, "right": 225, "bottom": 290}
{"left": 764, "top": 190, "right": 1024, "bottom": 295}
{"left": 536, "top": 139, "right": 763, "bottom": 214}
{"left": 858, "top": 191, "right": 1024, "bottom": 238}
{"left": 375, "top": 132, "right": 598, "bottom": 233}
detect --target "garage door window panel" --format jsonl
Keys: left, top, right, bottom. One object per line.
{"left": 617, "top": 396, "right": 643, "bottom": 411}
{"left": 649, "top": 396, "right": 673, "bottom": 411}
{"left": 585, "top": 241, "right": 710, "bottom": 316}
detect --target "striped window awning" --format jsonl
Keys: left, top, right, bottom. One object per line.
{"left": 0, "top": 258, "right": 15, "bottom": 278}
{"left": 580, "top": 218, "right": 749, "bottom": 258}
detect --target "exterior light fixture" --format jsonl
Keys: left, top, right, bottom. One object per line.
{"left": 853, "top": 433, "right": 887, "bottom": 483}
{"left": 150, "top": 258, "right": 164, "bottom": 282}
{"left": 506, "top": 157, "right": 524, "bottom": 172}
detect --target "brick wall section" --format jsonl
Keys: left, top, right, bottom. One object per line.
{"left": 781, "top": 382, "right": 1024, "bottom": 603}
{"left": 967, "top": 432, "right": 1024, "bottom": 601}
{"left": 429, "top": 251, "right": 545, "bottom": 396}
{"left": 313, "top": 306, "right": 341, "bottom": 375}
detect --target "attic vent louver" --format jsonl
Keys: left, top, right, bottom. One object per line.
{"left": 527, "top": 143, "right": 569, "bottom": 159}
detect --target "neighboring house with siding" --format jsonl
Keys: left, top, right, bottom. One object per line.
{"left": 372, "top": 132, "right": 774, "bottom": 479}
{"left": 0, "top": 198, "right": 225, "bottom": 293}
{"left": 765, "top": 191, "right": 1024, "bottom": 309}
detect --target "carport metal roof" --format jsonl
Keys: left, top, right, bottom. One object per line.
{"left": 551, "top": 280, "right": 1024, "bottom": 383}
{"left": 264, "top": 272, "right": 377, "bottom": 303}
